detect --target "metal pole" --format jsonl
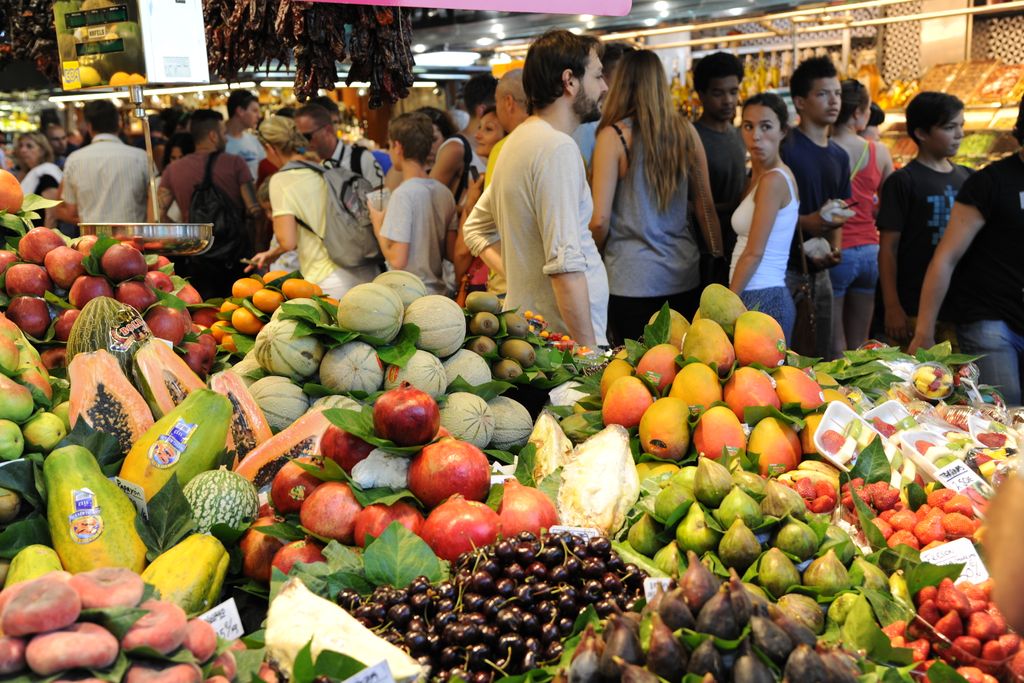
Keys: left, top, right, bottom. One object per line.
{"left": 128, "top": 85, "right": 160, "bottom": 222}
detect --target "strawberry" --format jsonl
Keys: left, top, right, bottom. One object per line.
{"left": 982, "top": 639, "right": 1007, "bottom": 661}
{"left": 914, "top": 516, "right": 946, "bottom": 546}
{"left": 909, "top": 638, "right": 930, "bottom": 662}
{"left": 943, "top": 494, "right": 974, "bottom": 516}
{"left": 807, "top": 495, "right": 834, "bottom": 513}
{"left": 1000, "top": 633, "right": 1021, "bottom": 655}
{"left": 841, "top": 494, "right": 854, "bottom": 511}
{"left": 916, "top": 440, "right": 934, "bottom": 454}
{"left": 795, "top": 477, "right": 816, "bottom": 500}
{"left": 890, "top": 509, "right": 918, "bottom": 532}
{"left": 942, "top": 513, "right": 975, "bottom": 539}
{"left": 917, "top": 599, "right": 940, "bottom": 625}
{"left": 967, "top": 612, "right": 999, "bottom": 641}
{"left": 820, "top": 429, "right": 846, "bottom": 455}
{"left": 934, "top": 610, "right": 964, "bottom": 640}
{"left": 888, "top": 529, "right": 921, "bottom": 550}
{"left": 873, "top": 487, "right": 901, "bottom": 511}
{"left": 968, "top": 599, "right": 988, "bottom": 615}
{"left": 813, "top": 479, "right": 834, "bottom": 498}
{"left": 916, "top": 586, "right": 938, "bottom": 605}
{"left": 872, "top": 517, "right": 894, "bottom": 539}
{"left": 891, "top": 635, "right": 907, "bottom": 648}
{"left": 989, "top": 605, "right": 1008, "bottom": 635}
{"left": 961, "top": 583, "right": 987, "bottom": 602}
{"left": 1010, "top": 651, "right": 1024, "bottom": 678}
{"left": 882, "top": 620, "right": 907, "bottom": 639}
{"left": 872, "top": 417, "right": 897, "bottom": 438}
{"left": 880, "top": 508, "right": 897, "bottom": 523}
{"left": 976, "top": 578, "right": 994, "bottom": 601}
{"left": 937, "top": 580, "right": 972, "bottom": 619}
{"left": 953, "top": 636, "right": 982, "bottom": 657}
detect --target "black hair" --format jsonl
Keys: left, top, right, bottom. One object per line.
{"left": 523, "top": 29, "right": 602, "bottom": 114}
{"left": 416, "top": 106, "right": 457, "bottom": 140}
{"left": 867, "top": 102, "right": 885, "bottom": 128}
{"left": 694, "top": 51, "right": 744, "bottom": 93}
{"left": 294, "top": 103, "right": 332, "bottom": 128}
{"left": 742, "top": 92, "right": 790, "bottom": 131}
{"left": 275, "top": 107, "right": 295, "bottom": 118}
{"left": 601, "top": 43, "right": 634, "bottom": 76}
{"left": 790, "top": 56, "right": 838, "bottom": 99}
{"left": 189, "top": 109, "right": 224, "bottom": 145}
{"left": 462, "top": 74, "right": 498, "bottom": 115}
{"left": 159, "top": 107, "right": 188, "bottom": 136}
{"left": 905, "top": 91, "right": 963, "bottom": 146}
{"left": 837, "top": 79, "right": 870, "bottom": 127}
{"left": 226, "top": 89, "right": 257, "bottom": 118}
{"left": 83, "top": 100, "right": 120, "bottom": 134}
{"left": 308, "top": 96, "right": 339, "bottom": 115}
{"left": 162, "top": 132, "right": 195, "bottom": 168}
{"left": 1014, "top": 95, "right": 1024, "bottom": 145}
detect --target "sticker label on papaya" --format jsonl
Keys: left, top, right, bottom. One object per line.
{"left": 111, "top": 476, "right": 148, "bottom": 520}
{"left": 109, "top": 315, "right": 149, "bottom": 352}
{"left": 68, "top": 488, "right": 103, "bottom": 544}
{"left": 198, "top": 598, "right": 244, "bottom": 640}
{"left": 147, "top": 418, "right": 197, "bottom": 469}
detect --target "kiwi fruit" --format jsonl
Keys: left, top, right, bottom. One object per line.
{"left": 503, "top": 312, "right": 529, "bottom": 338}
{"left": 499, "top": 339, "right": 536, "bottom": 368}
{"left": 466, "top": 291, "right": 501, "bottom": 314}
{"left": 492, "top": 358, "right": 523, "bottom": 381}
{"left": 469, "top": 311, "right": 500, "bottom": 337}
{"left": 467, "top": 336, "right": 497, "bottom": 356}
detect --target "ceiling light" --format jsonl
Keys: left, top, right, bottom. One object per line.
{"left": 726, "top": 6, "right": 744, "bottom": 15}
{"left": 643, "top": 17, "right": 658, "bottom": 26}
{"left": 586, "top": 20, "right": 596, "bottom": 28}
{"left": 496, "top": 32, "right": 505, "bottom": 39}
{"left": 579, "top": 14, "right": 594, "bottom": 21}
{"left": 569, "top": 27, "right": 583, "bottom": 34}
{"left": 412, "top": 43, "right": 427, "bottom": 53}
{"left": 490, "top": 23, "right": 504, "bottom": 33}
{"left": 659, "top": 10, "right": 669, "bottom": 17}
{"left": 419, "top": 72, "right": 473, "bottom": 80}
{"left": 476, "top": 36, "right": 495, "bottom": 46}
{"left": 414, "top": 51, "right": 481, "bottom": 67}
{"left": 260, "top": 80, "right": 295, "bottom": 88}
{"left": 413, "top": 81, "right": 438, "bottom": 88}
{"left": 654, "top": 1, "right": 669, "bottom": 10}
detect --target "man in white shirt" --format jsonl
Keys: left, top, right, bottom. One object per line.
{"left": 56, "top": 100, "right": 149, "bottom": 225}
{"left": 294, "top": 103, "right": 382, "bottom": 185}
{"left": 224, "top": 90, "right": 265, "bottom": 179}
{"left": 463, "top": 29, "right": 610, "bottom": 348}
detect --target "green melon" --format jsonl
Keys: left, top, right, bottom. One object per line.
{"left": 66, "top": 296, "right": 153, "bottom": 377}
{"left": 248, "top": 375, "right": 309, "bottom": 432}
{"left": 487, "top": 396, "right": 533, "bottom": 450}
{"left": 254, "top": 319, "right": 325, "bottom": 382}
{"left": 441, "top": 392, "right": 495, "bottom": 448}
{"left": 270, "top": 298, "right": 329, "bottom": 323}
{"left": 442, "top": 349, "right": 491, "bottom": 388}
{"left": 182, "top": 466, "right": 259, "bottom": 533}
{"left": 373, "top": 270, "right": 427, "bottom": 308}
{"left": 228, "top": 352, "right": 263, "bottom": 387}
{"left": 311, "top": 395, "right": 361, "bottom": 412}
{"left": 336, "top": 283, "right": 404, "bottom": 343}
{"left": 319, "top": 342, "right": 383, "bottom": 394}
{"left": 383, "top": 350, "right": 446, "bottom": 398}
{"left": 403, "top": 295, "right": 467, "bottom": 358}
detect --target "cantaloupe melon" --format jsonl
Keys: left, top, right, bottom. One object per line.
{"left": 440, "top": 392, "right": 494, "bottom": 448}
{"left": 311, "top": 395, "right": 361, "bottom": 412}
{"left": 228, "top": 352, "right": 262, "bottom": 387}
{"left": 319, "top": 342, "right": 383, "bottom": 394}
{"left": 374, "top": 271, "right": 427, "bottom": 308}
{"left": 271, "top": 297, "right": 329, "bottom": 323}
{"left": 442, "top": 349, "right": 491, "bottom": 388}
{"left": 403, "top": 295, "right": 466, "bottom": 358}
{"left": 248, "top": 375, "right": 309, "bottom": 433}
{"left": 383, "top": 350, "right": 446, "bottom": 398}
{"left": 336, "top": 283, "right": 404, "bottom": 343}
{"left": 253, "top": 319, "right": 325, "bottom": 381}
{"left": 488, "top": 396, "right": 533, "bottom": 450}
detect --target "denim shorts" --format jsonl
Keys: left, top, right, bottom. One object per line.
{"left": 956, "top": 319, "right": 1024, "bottom": 407}
{"left": 741, "top": 287, "right": 796, "bottom": 344}
{"left": 829, "top": 243, "right": 879, "bottom": 298}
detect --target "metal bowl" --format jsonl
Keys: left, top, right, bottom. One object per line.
{"left": 78, "top": 223, "right": 214, "bottom": 256}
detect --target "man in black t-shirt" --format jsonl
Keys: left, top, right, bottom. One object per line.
{"left": 910, "top": 97, "right": 1024, "bottom": 405}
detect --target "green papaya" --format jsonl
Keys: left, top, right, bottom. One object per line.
{"left": 4, "top": 544, "right": 63, "bottom": 588}
{"left": 118, "top": 389, "right": 232, "bottom": 501}
{"left": 44, "top": 445, "right": 147, "bottom": 574}
{"left": 141, "top": 534, "right": 229, "bottom": 616}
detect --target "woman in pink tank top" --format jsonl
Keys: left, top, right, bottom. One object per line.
{"left": 829, "top": 80, "right": 894, "bottom": 355}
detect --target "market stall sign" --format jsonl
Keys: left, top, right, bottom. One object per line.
{"left": 308, "top": 0, "right": 631, "bottom": 16}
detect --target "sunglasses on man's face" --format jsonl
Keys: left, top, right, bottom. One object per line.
{"left": 299, "top": 124, "right": 330, "bottom": 143}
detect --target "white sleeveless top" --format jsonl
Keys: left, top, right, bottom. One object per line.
{"left": 729, "top": 167, "right": 799, "bottom": 291}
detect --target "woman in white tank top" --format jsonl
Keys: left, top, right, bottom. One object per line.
{"left": 729, "top": 93, "right": 800, "bottom": 341}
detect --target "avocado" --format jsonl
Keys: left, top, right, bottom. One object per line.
{"left": 466, "top": 291, "right": 501, "bottom": 315}
{"left": 503, "top": 312, "right": 529, "bottom": 338}
{"left": 467, "top": 336, "right": 498, "bottom": 357}
{"left": 469, "top": 312, "right": 500, "bottom": 337}
{"left": 499, "top": 339, "right": 536, "bottom": 368}
{"left": 492, "top": 359, "right": 523, "bottom": 381}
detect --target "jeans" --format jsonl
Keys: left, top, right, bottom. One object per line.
{"left": 829, "top": 243, "right": 879, "bottom": 298}
{"left": 956, "top": 319, "right": 1024, "bottom": 406}
{"left": 786, "top": 269, "right": 834, "bottom": 359}
{"left": 740, "top": 287, "right": 796, "bottom": 344}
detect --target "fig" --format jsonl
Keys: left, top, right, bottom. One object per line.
{"left": 718, "top": 519, "right": 761, "bottom": 572}
{"left": 760, "top": 479, "right": 805, "bottom": 519}
{"left": 758, "top": 547, "right": 801, "bottom": 599}
{"left": 567, "top": 624, "right": 603, "bottom": 683}
{"left": 693, "top": 457, "right": 732, "bottom": 507}
{"left": 715, "top": 485, "right": 763, "bottom": 529}
{"left": 652, "top": 542, "right": 683, "bottom": 578}
{"left": 802, "top": 549, "right": 849, "bottom": 597}
{"left": 686, "top": 638, "right": 724, "bottom": 680}
{"left": 775, "top": 594, "right": 825, "bottom": 635}
{"left": 695, "top": 589, "right": 740, "bottom": 640}
{"left": 850, "top": 557, "right": 889, "bottom": 592}
{"left": 772, "top": 517, "right": 818, "bottom": 562}
{"left": 732, "top": 653, "right": 775, "bottom": 683}
{"left": 675, "top": 504, "right": 721, "bottom": 557}
{"left": 822, "top": 525, "right": 856, "bottom": 565}
{"left": 819, "top": 649, "right": 861, "bottom": 683}
{"left": 597, "top": 615, "right": 642, "bottom": 680}
{"left": 769, "top": 603, "right": 819, "bottom": 645}
{"left": 732, "top": 468, "right": 767, "bottom": 497}
{"left": 826, "top": 592, "right": 859, "bottom": 626}
{"left": 626, "top": 513, "right": 661, "bottom": 557}
{"left": 783, "top": 644, "right": 829, "bottom": 681}
{"left": 679, "top": 550, "right": 720, "bottom": 613}
{"left": 750, "top": 615, "right": 794, "bottom": 664}
{"left": 653, "top": 483, "right": 694, "bottom": 523}
{"left": 728, "top": 570, "right": 756, "bottom": 623}
{"left": 645, "top": 613, "right": 687, "bottom": 681}
{"left": 670, "top": 466, "right": 697, "bottom": 491}
{"left": 657, "top": 587, "right": 695, "bottom": 631}
{"left": 621, "top": 663, "right": 658, "bottom": 683}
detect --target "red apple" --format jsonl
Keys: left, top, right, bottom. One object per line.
{"left": 100, "top": 243, "right": 147, "bottom": 282}
{"left": 43, "top": 246, "right": 85, "bottom": 289}
{"left": 197, "top": 331, "right": 217, "bottom": 353}
{"left": 0, "top": 251, "right": 18, "bottom": 276}
{"left": 321, "top": 426, "right": 375, "bottom": 473}
{"left": 144, "top": 305, "right": 189, "bottom": 346}
{"left": 239, "top": 516, "right": 286, "bottom": 583}
{"left": 353, "top": 501, "right": 424, "bottom": 547}
{"left": 408, "top": 438, "right": 491, "bottom": 509}
{"left": 18, "top": 227, "right": 65, "bottom": 264}
{"left": 5, "top": 263, "right": 52, "bottom": 297}
{"left": 191, "top": 307, "right": 220, "bottom": 328}
{"left": 144, "top": 270, "right": 174, "bottom": 293}
{"left": 181, "top": 340, "right": 214, "bottom": 378}
{"left": 298, "top": 482, "right": 362, "bottom": 544}
{"left": 372, "top": 383, "right": 440, "bottom": 447}
{"left": 68, "top": 275, "right": 113, "bottom": 309}
{"left": 148, "top": 255, "right": 172, "bottom": 271}
{"left": 40, "top": 347, "right": 66, "bottom": 370}
{"left": 271, "top": 540, "right": 324, "bottom": 575}
{"left": 74, "top": 235, "right": 98, "bottom": 256}
{"left": 176, "top": 283, "right": 202, "bottom": 305}
{"left": 115, "top": 281, "right": 157, "bottom": 313}
{"left": 7, "top": 296, "right": 51, "bottom": 339}
{"left": 53, "top": 308, "right": 80, "bottom": 342}
{"left": 270, "top": 457, "right": 323, "bottom": 514}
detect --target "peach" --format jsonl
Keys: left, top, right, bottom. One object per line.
{"left": 68, "top": 567, "right": 145, "bottom": 609}
{"left": 18, "top": 228, "right": 64, "bottom": 265}
{"left": 121, "top": 600, "right": 188, "bottom": 655}
{"left": 68, "top": 275, "right": 114, "bottom": 309}
{"left": 692, "top": 405, "right": 747, "bottom": 460}
{"left": 1, "top": 576, "right": 81, "bottom": 637}
{"left": 25, "top": 623, "right": 118, "bottom": 676}
{"left": 668, "top": 362, "right": 723, "bottom": 410}
{"left": 182, "top": 619, "right": 217, "bottom": 663}
{"left": 43, "top": 246, "right": 86, "bottom": 290}
{"left": 0, "top": 636, "right": 25, "bottom": 675}
{"left": 125, "top": 663, "right": 202, "bottom": 683}
{"left": 602, "top": 375, "right": 654, "bottom": 429}
{"left": 5, "top": 263, "right": 52, "bottom": 297}
{"left": 636, "top": 343, "right": 681, "bottom": 393}
{"left": 6, "top": 296, "right": 50, "bottom": 339}
{"left": 724, "top": 367, "right": 781, "bottom": 422}
{"left": 748, "top": 417, "right": 801, "bottom": 476}
{"left": 100, "top": 244, "right": 147, "bottom": 282}
{"left": 638, "top": 397, "right": 691, "bottom": 461}
{"left": 773, "top": 366, "right": 825, "bottom": 411}
{"left": 53, "top": 308, "right": 80, "bottom": 342}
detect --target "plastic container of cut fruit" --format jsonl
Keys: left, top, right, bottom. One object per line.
{"left": 911, "top": 361, "right": 955, "bottom": 402}
{"left": 968, "top": 414, "right": 1020, "bottom": 451}
{"left": 863, "top": 400, "right": 918, "bottom": 440}
{"left": 900, "top": 430, "right": 961, "bottom": 483}
{"left": 813, "top": 401, "right": 883, "bottom": 471}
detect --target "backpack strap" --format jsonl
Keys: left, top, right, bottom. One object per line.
{"left": 350, "top": 145, "right": 366, "bottom": 176}
{"left": 454, "top": 134, "right": 473, "bottom": 201}
{"left": 199, "top": 151, "right": 220, "bottom": 189}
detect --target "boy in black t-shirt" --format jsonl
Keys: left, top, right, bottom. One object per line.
{"left": 910, "top": 97, "right": 1024, "bottom": 405}
{"left": 877, "top": 92, "right": 970, "bottom": 346}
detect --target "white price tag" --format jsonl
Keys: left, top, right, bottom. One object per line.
{"left": 198, "top": 598, "right": 244, "bottom": 640}
{"left": 549, "top": 525, "right": 602, "bottom": 539}
{"left": 935, "top": 461, "right": 993, "bottom": 499}
{"left": 643, "top": 577, "right": 673, "bottom": 602}
{"left": 111, "top": 477, "right": 148, "bottom": 520}
{"left": 490, "top": 474, "right": 515, "bottom": 486}
{"left": 341, "top": 660, "right": 395, "bottom": 683}
{"left": 920, "top": 538, "right": 989, "bottom": 584}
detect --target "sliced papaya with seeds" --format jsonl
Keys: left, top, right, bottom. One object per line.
{"left": 209, "top": 371, "right": 273, "bottom": 463}
{"left": 69, "top": 350, "right": 154, "bottom": 457}
{"left": 133, "top": 339, "right": 205, "bottom": 418}
{"left": 234, "top": 409, "right": 330, "bottom": 489}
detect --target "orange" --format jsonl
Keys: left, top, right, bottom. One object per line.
{"left": 322, "top": 296, "right": 339, "bottom": 307}
{"left": 262, "top": 270, "right": 290, "bottom": 284}
{"left": 231, "top": 308, "right": 264, "bottom": 336}
{"left": 221, "top": 334, "right": 237, "bottom": 353}
{"left": 281, "top": 278, "right": 318, "bottom": 300}
{"left": 210, "top": 320, "right": 230, "bottom": 342}
{"left": 232, "top": 278, "right": 264, "bottom": 299}
{"left": 220, "top": 300, "right": 240, "bottom": 314}
{"left": 252, "top": 289, "right": 285, "bottom": 314}
{"left": 0, "top": 169, "right": 23, "bottom": 213}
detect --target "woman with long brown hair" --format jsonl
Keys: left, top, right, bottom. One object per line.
{"left": 590, "top": 49, "right": 721, "bottom": 344}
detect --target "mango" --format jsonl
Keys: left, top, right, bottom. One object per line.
{"left": 602, "top": 376, "right": 654, "bottom": 429}
{"left": 636, "top": 344, "right": 681, "bottom": 393}
{"left": 636, "top": 461, "right": 680, "bottom": 481}
{"left": 815, "top": 371, "right": 838, "bottom": 388}
{"left": 639, "top": 397, "right": 691, "bottom": 461}
{"left": 669, "top": 362, "right": 722, "bottom": 410}
{"left": 748, "top": 417, "right": 800, "bottom": 476}
{"left": 0, "top": 375, "right": 33, "bottom": 423}
{"left": 681, "top": 319, "right": 735, "bottom": 377}
{"left": 649, "top": 309, "right": 690, "bottom": 348}
{"left": 698, "top": 284, "right": 746, "bottom": 337}
{"left": 692, "top": 406, "right": 746, "bottom": 460}
{"left": 733, "top": 311, "right": 786, "bottom": 368}
{"left": 822, "top": 389, "right": 852, "bottom": 407}
{"left": 600, "top": 359, "right": 634, "bottom": 399}
{"left": 801, "top": 414, "right": 823, "bottom": 455}
{"left": 723, "top": 368, "right": 780, "bottom": 422}
{"left": 772, "top": 366, "right": 825, "bottom": 411}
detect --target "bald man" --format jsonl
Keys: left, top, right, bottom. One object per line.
{"left": 485, "top": 69, "right": 529, "bottom": 187}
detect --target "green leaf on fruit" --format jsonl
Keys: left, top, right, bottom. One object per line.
{"left": 314, "top": 650, "right": 367, "bottom": 680}
{"left": 448, "top": 376, "right": 513, "bottom": 401}
{"left": 642, "top": 303, "right": 672, "bottom": 347}
{"left": 848, "top": 482, "right": 887, "bottom": 552}
{"left": 0, "top": 458, "right": 44, "bottom": 509}
{"left": 363, "top": 522, "right": 444, "bottom": 588}
{"left": 906, "top": 561, "right": 964, "bottom": 597}
{"left": 925, "top": 660, "right": 970, "bottom": 683}
{"left": 57, "top": 418, "right": 124, "bottom": 476}
{"left": 906, "top": 482, "right": 927, "bottom": 511}
{"left": 847, "top": 437, "right": 892, "bottom": 485}
{"left": 20, "top": 194, "right": 61, "bottom": 212}
{"left": 840, "top": 595, "right": 914, "bottom": 665}
{"left": 323, "top": 406, "right": 432, "bottom": 455}
{"left": 0, "top": 513, "right": 50, "bottom": 559}
{"left": 0, "top": 213, "right": 26, "bottom": 236}
{"left": 153, "top": 287, "right": 187, "bottom": 311}
{"left": 254, "top": 521, "right": 307, "bottom": 543}
{"left": 277, "top": 302, "right": 323, "bottom": 326}
{"left": 232, "top": 646, "right": 266, "bottom": 683}
{"left": 375, "top": 323, "right": 420, "bottom": 367}
{"left": 625, "top": 338, "right": 647, "bottom": 365}
{"left": 743, "top": 404, "right": 806, "bottom": 430}
{"left": 43, "top": 290, "right": 74, "bottom": 310}
{"left": 81, "top": 235, "right": 119, "bottom": 276}
{"left": 513, "top": 443, "right": 538, "bottom": 487}
{"left": 79, "top": 606, "right": 147, "bottom": 639}
{"left": 134, "top": 476, "right": 195, "bottom": 561}
{"left": 231, "top": 333, "right": 255, "bottom": 355}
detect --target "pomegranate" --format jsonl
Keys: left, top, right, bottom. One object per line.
{"left": 408, "top": 438, "right": 491, "bottom": 508}
{"left": 420, "top": 496, "right": 500, "bottom": 562}
{"left": 497, "top": 480, "right": 559, "bottom": 538}
{"left": 298, "top": 482, "right": 362, "bottom": 544}
{"left": 353, "top": 501, "right": 425, "bottom": 547}
{"left": 270, "top": 457, "right": 322, "bottom": 514}
{"left": 239, "top": 516, "right": 286, "bottom": 583}
{"left": 372, "top": 382, "right": 439, "bottom": 446}
{"left": 321, "top": 426, "right": 374, "bottom": 473}
{"left": 271, "top": 540, "right": 324, "bottom": 575}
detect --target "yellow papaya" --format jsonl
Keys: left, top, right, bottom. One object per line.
{"left": 44, "top": 445, "right": 147, "bottom": 574}
{"left": 119, "top": 389, "right": 232, "bottom": 501}
{"left": 141, "top": 534, "right": 229, "bottom": 616}
{"left": 4, "top": 545, "right": 64, "bottom": 588}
